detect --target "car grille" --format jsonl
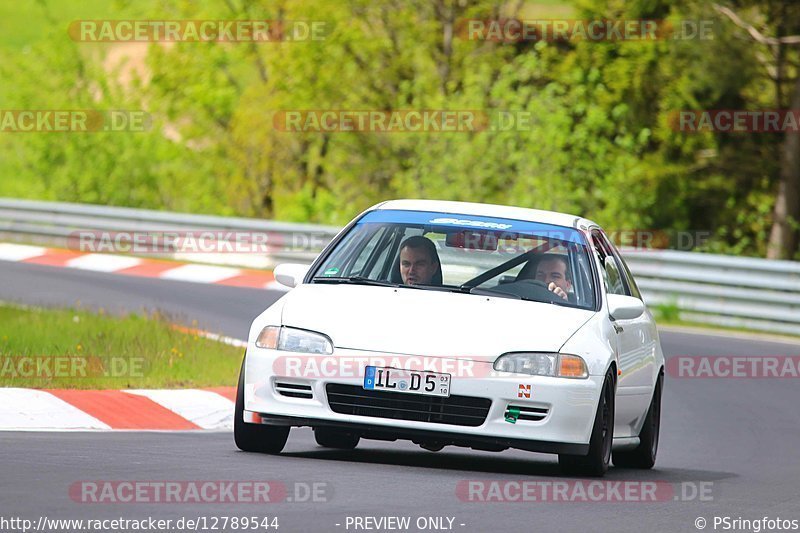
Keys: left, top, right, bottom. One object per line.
{"left": 325, "top": 384, "right": 491, "bottom": 427}
{"left": 275, "top": 382, "right": 313, "bottom": 399}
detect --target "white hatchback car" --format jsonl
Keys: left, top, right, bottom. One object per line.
{"left": 235, "top": 200, "right": 664, "bottom": 476}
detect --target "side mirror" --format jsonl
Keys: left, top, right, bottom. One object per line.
{"left": 273, "top": 263, "right": 310, "bottom": 289}
{"left": 607, "top": 294, "right": 645, "bottom": 320}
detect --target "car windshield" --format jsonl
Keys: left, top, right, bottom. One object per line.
{"left": 311, "top": 209, "right": 597, "bottom": 310}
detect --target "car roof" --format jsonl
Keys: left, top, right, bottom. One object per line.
{"left": 373, "top": 199, "right": 598, "bottom": 231}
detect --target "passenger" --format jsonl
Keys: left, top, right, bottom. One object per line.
{"left": 398, "top": 236, "right": 442, "bottom": 286}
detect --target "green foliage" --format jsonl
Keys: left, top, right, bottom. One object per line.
{"left": 652, "top": 301, "right": 681, "bottom": 323}
{"left": 0, "top": 0, "right": 797, "bottom": 257}
{"left": 0, "top": 304, "right": 243, "bottom": 389}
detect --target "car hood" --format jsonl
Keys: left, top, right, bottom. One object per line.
{"left": 279, "top": 284, "right": 595, "bottom": 361}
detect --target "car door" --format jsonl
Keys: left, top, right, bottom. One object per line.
{"left": 590, "top": 229, "right": 655, "bottom": 437}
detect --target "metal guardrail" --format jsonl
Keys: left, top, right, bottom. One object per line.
{"left": 622, "top": 249, "right": 800, "bottom": 336}
{"left": 2, "top": 197, "right": 799, "bottom": 336}
{"left": 0, "top": 198, "right": 339, "bottom": 269}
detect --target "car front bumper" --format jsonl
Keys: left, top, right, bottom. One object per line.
{"left": 243, "top": 347, "right": 603, "bottom": 455}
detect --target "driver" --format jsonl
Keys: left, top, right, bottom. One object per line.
{"left": 398, "top": 236, "right": 441, "bottom": 286}
{"left": 533, "top": 253, "right": 573, "bottom": 301}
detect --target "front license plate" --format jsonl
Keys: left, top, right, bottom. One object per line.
{"left": 363, "top": 366, "right": 451, "bottom": 398}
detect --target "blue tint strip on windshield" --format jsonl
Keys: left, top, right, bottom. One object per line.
{"left": 358, "top": 210, "right": 586, "bottom": 244}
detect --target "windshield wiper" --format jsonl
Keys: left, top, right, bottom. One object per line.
{"left": 466, "top": 287, "right": 522, "bottom": 300}
{"left": 311, "top": 276, "right": 399, "bottom": 287}
{"left": 469, "top": 286, "right": 580, "bottom": 307}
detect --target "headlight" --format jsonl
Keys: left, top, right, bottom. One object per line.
{"left": 493, "top": 352, "right": 588, "bottom": 379}
{"left": 255, "top": 326, "right": 333, "bottom": 354}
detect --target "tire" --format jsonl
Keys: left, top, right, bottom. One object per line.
{"left": 559, "top": 369, "right": 615, "bottom": 477}
{"left": 313, "top": 427, "right": 360, "bottom": 450}
{"left": 234, "top": 359, "right": 290, "bottom": 454}
{"left": 613, "top": 372, "right": 663, "bottom": 469}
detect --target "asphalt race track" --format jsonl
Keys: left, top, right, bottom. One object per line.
{"left": 2, "top": 261, "right": 799, "bottom": 533}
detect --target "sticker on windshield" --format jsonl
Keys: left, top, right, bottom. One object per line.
{"left": 429, "top": 217, "right": 513, "bottom": 230}
{"left": 323, "top": 267, "right": 340, "bottom": 276}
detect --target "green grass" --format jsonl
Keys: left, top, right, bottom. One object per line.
{"left": 0, "top": 303, "right": 244, "bottom": 389}
{"left": 652, "top": 301, "right": 681, "bottom": 323}
{"left": 651, "top": 299, "right": 800, "bottom": 340}
{"left": 655, "top": 315, "right": 800, "bottom": 341}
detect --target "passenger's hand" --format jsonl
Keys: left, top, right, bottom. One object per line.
{"left": 548, "top": 282, "right": 568, "bottom": 300}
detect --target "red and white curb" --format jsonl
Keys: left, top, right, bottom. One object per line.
{"left": 171, "top": 326, "right": 248, "bottom": 349}
{"left": 0, "top": 387, "right": 238, "bottom": 431}
{"left": 0, "top": 244, "right": 272, "bottom": 431}
{"left": 0, "top": 243, "right": 287, "bottom": 291}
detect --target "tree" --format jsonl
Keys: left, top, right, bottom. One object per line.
{"left": 713, "top": 2, "right": 800, "bottom": 259}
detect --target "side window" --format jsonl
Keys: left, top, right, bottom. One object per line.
{"left": 567, "top": 247, "right": 597, "bottom": 309}
{"left": 615, "top": 252, "right": 642, "bottom": 300}
{"left": 347, "top": 226, "right": 387, "bottom": 276}
{"left": 598, "top": 231, "right": 642, "bottom": 299}
{"left": 590, "top": 230, "right": 610, "bottom": 291}
{"left": 591, "top": 230, "right": 629, "bottom": 296}
{"left": 364, "top": 233, "right": 395, "bottom": 279}
{"left": 603, "top": 256, "right": 626, "bottom": 295}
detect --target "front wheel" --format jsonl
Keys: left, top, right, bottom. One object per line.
{"left": 559, "top": 369, "right": 615, "bottom": 477}
{"left": 613, "top": 372, "right": 663, "bottom": 469}
{"left": 234, "top": 359, "right": 289, "bottom": 454}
